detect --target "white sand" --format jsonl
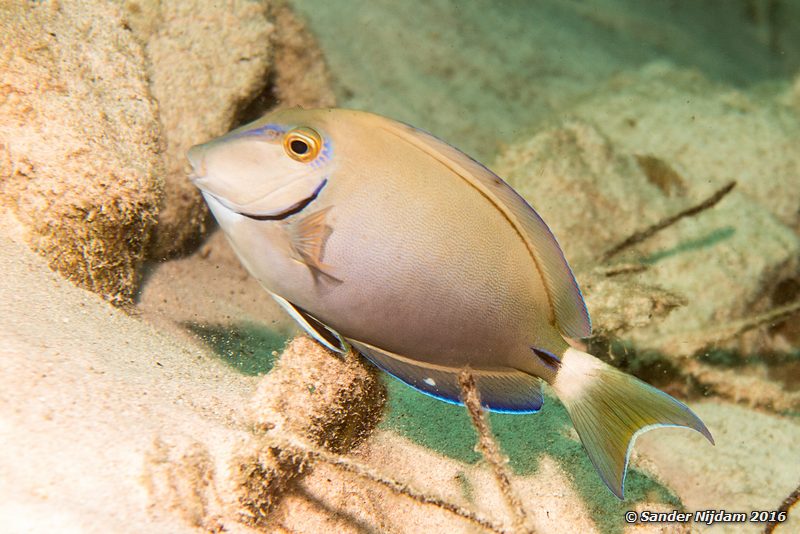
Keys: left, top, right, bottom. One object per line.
{"left": 0, "top": 212, "right": 257, "bottom": 533}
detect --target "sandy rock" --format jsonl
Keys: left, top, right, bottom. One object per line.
{"left": 632, "top": 193, "right": 799, "bottom": 358}
{"left": 267, "top": 1, "right": 336, "bottom": 111}
{"left": 232, "top": 336, "right": 385, "bottom": 527}
{"left": 494, "top": 118, "right": 800, "bottom": 358}
{"left": 247, "top": 337, "right": 385, "bottom": 454}
{"left": 141, "top": 337, "right": 387, "bottom": 531}
{"left": 579, "top": 269, "right": 686, "bottom": 338}
{"left": 496, "top": 121, "right": 682, "bottom": 269}
{"left": 636, "top": 401, "right": 800, "bottom": 534}
{"left": 563, "top": 64, "right": 800, "bottom": 358}
{"left": 569, "top": 62, "right": 800, "bottom": 231}
{"left": 0, "top": 1, "right": 163, "bottom": 305}
{"left": 122, "top": 0, "right": 274, "bottom": 260}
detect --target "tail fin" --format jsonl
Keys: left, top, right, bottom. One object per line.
{"left": 551, "top": 347, "right": 714, "bottom": 499}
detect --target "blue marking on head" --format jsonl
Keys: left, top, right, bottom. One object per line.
{"left": 236, "top": 123, "right": 287, "bottom": 140}
{"left": 231, "top": 123, "right": 333, "bottom": 169}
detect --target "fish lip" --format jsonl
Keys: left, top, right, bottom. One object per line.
{"left": 237, "top": 178, "right": 328, "bottom": 221}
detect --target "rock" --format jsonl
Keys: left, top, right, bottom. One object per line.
{"left": 267, "top": 0, "right": 336, "bottom": 111}
{"left": 495, "top": 121, "right": 682, "bottom": 269}
{"left": 636, "top": 401, "right": 800, "bottom": 533}
{"left": 569, "top": 62, "right": 800, "bottom": 231}
{"left": 0, "top": 1, "right": 163, "bottom": 305}
{"left": 579, "top": 269, "right": 686, "bottom": 339}
{"left": 564, "top": 64, "right": 800, "bottom": 358}
{"left": 137, "top": 336, "right": 386, "bottom": 530}
{"left": 122, "top": 0, "right": 274, "bottom": 260}
{"left": 233, "top": 336, "right": 385, "bottom": 527}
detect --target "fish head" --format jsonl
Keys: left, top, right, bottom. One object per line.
{"left": 187, "top": 108, "right": 336, "bottom": 221}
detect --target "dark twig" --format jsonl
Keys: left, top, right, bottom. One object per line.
{"left": 598, "top": 263, "right": 649, "bottom": 277}
{"left": 727, "top": 300, "right": 800, "bottom": 340}
{"left": 661, "top": 300, "right": 800, "bottom": 359}
{"left": 702, "top": 300, "right": 800, "bottom": 348}
{"left": 458, "top": 369, "right": 532, "bottom": 533}
{"left": 764, "top": 481, "right": 800, "bottom": 534}
{"left": 601, "top": 181, "right": 736, "bottom": 262}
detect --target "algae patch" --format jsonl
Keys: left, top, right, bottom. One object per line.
{"left": 185, "top": 321, "right": 290, "bottom": 376}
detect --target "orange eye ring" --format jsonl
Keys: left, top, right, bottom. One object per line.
{"left": 283, "top": 127, "right": 322, "bottom": 163}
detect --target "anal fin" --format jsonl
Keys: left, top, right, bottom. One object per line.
{"left": 349, "top": 339, "right": 543, "bottom": 413}
{"left": 271, "top": 293, "right": 348, "bottom": 354}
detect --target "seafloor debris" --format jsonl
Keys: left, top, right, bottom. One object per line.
{"left": 458, "top": 369, "right": 529, "bottom": 533}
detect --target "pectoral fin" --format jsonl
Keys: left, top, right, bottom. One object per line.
{"left": 348, "top": 339, "right": 544, "bottom": 413}
{"left": 284, "top": 206, "right": 341, "bottom": 283}
{"left": 271, "top": 293, "right": 348, "bottom": 354}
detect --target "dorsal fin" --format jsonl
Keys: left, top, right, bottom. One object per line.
{"left": 379, "top": 119, "right": 591, "bottom": 338}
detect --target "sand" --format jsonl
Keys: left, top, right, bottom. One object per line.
{"left": 0, "top": 211, "right": 253, "bottom": 533}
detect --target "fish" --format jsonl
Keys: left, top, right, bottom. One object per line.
{"left": 187, "top": 107, "right": 713, "bottom": 499}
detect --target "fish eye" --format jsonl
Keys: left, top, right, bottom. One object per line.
{"left": 283, "top": 127, "right": 322, "bottom": 163}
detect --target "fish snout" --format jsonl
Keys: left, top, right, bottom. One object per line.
{"left": 186, "top": 144, "right": 207, "bottom": 183}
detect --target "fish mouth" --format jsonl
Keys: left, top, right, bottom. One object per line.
{"left": 237, "top": 178, "right": 328, "bottom": 221}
